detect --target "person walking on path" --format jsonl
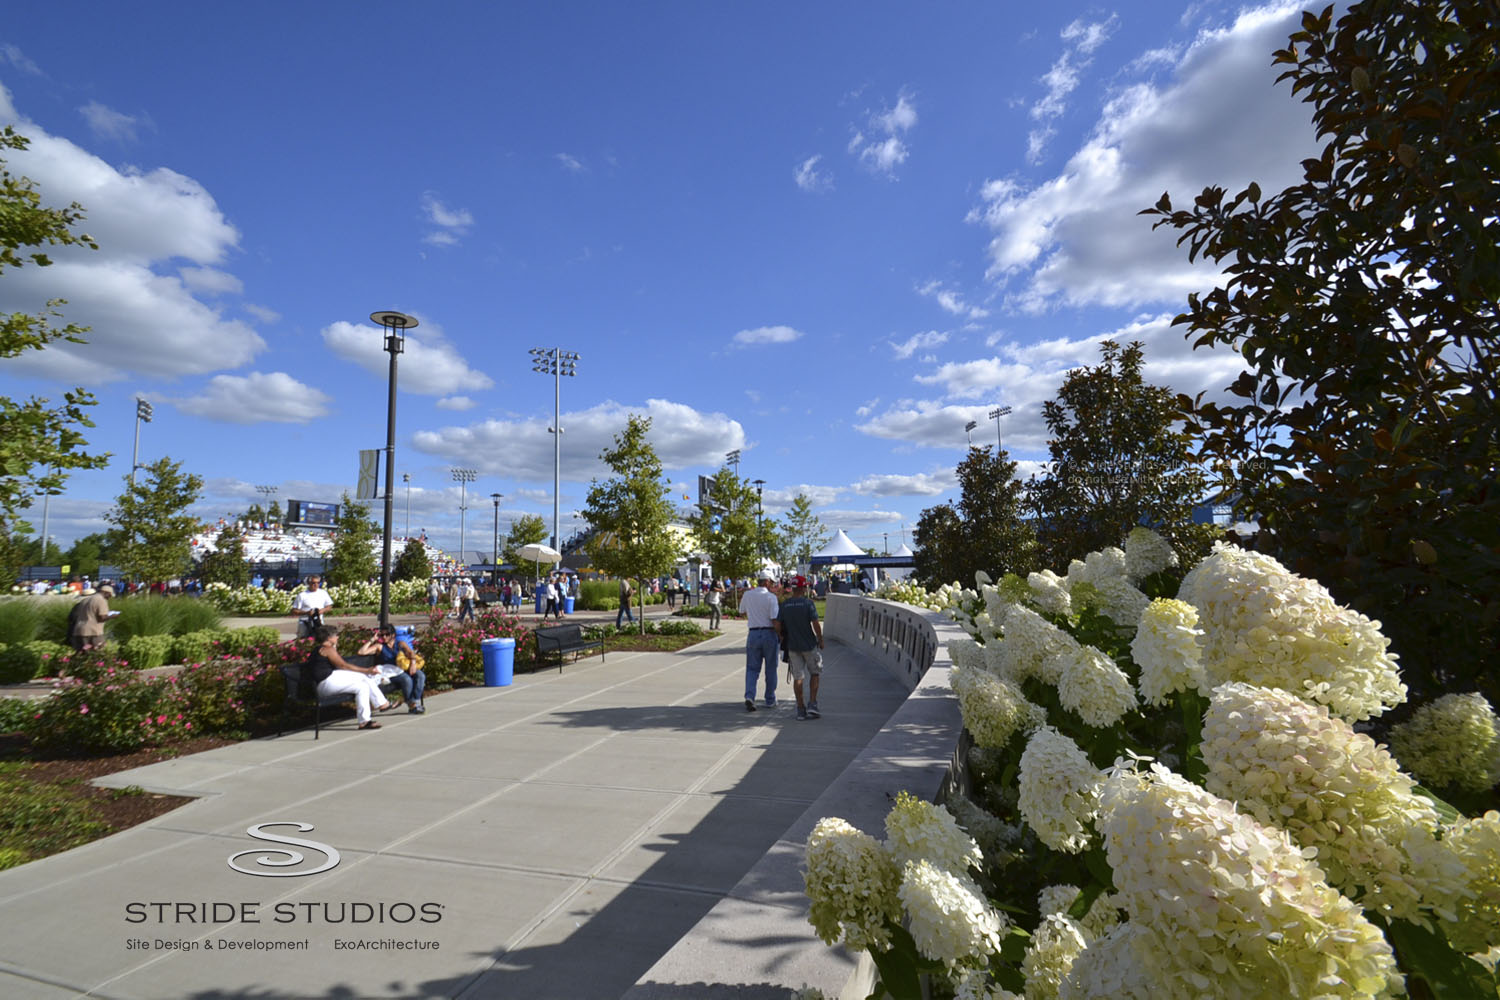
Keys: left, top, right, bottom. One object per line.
{"left": 458, "top": 578, "right": 477, "bottom": 622}
{"left": 68, "top": 583, "right": 115, "bottom": 654}
{"left": 779, "top": 576, "right": 825, "bottom": 720}
{"left": 616, "top": 577, "right": 636, "bottom": 628}
{"left": 707, "top": 578, "right": 723, "bottom": 630}
{"left": 290, "top": 575, "right": 333, "bottom": 638}
{"left": 741, "top": 574, "right": 780, "bottom": 712}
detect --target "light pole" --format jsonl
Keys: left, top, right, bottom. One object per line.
{"left": 964, "top": 420, "right": 978, "bottom": 446}
{"left": 989, "top": 405, "right": 1012, "bottom": 455}
{"left": 402, "top": 473, "right": 411, "bottom": 538}
{"left": 490, "top": 492, "right": 503, "bottom": 585}
{"left": 372, "top": 311, "right": 417, "bottom": 627}
{"left": 131, "top": 398, "right": 154, "bottom": 488}
{"left": 530, "top": 347, "right": 579, "bottom": 551}
{"left": 255, "top": 484, "right": 277, "bottom": 524}
{"left": 452, "top": 468, "right": 477, "bottom": 571}
{"left": 751, "top": 478, "right": 765, "bottom": 557}
{"left": 725, "top": 449, "right": 740, "bottom": 477}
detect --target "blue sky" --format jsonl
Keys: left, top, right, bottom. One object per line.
{"left": 0, "top": 2, "right": 1320, "bottom": 558}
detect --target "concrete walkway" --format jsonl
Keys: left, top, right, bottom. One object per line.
{"left": 0, "top": 622, "right": 909, "bottom": 999}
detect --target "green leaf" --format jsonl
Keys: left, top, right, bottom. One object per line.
{"left": 1386, "top": 918, "right": 1498, "bottom": 999}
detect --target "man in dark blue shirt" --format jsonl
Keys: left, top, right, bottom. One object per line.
{"left": 778, "top": 576, "right": 825, "bottom": 720}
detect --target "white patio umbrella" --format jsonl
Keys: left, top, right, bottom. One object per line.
{"left": 517, "top": 542, "right": 562, "bottom": 583}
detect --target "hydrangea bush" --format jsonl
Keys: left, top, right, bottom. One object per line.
{"left": 805, "top": 533, "right": 1500, "bottom": 999}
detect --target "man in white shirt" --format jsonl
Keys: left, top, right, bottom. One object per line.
{"left": 741, "top": 574, "right": 781, "bottom": 712}
{"left": 290, "top": 575, "right": 333, "bottom": 638}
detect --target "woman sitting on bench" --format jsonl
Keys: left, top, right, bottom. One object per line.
{"left": 308, "top": 625, "right": 394, "bottom": 730}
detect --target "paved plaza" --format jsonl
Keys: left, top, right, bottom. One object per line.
{"left": 0, "top": 621, "right": 911, "bottom": 999}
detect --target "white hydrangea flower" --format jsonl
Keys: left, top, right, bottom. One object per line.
{"left": 1063, "top": 548, "right": 1150, "bottom": 629}
{"left": 1096, "top": 760, "right": 1400, "bottom": 999}
{"left": 1027, "top": 569, "right": 1072, "bottom": 616}
{"left": 1389, "top": 692, "right": 1500, "bottom": 793}
{"left": 1037, "top": 884, "right": 1121, "bottom": 941}
{"left": 1178, "top": 542, "right": 1406, "bottom": 721}
{"left": 1130, "top": 598, "right": 1205, "bottom": 706}
{"left": 948, "top": 794, "right": 1023, "bottom": 859}
{"left": 996, "top": 603, "right": 1078, "bottom": 684}
{"left": 947, "top": 637, "right": 987, "bottom": 673}
{"left": 953, "top": 967, "right": 1022, "bottom": 1000}
{"left": 885, "top": 790, "right": 983, "bottom": 875}
{"left": 898, "top": 859, "right": 1007, "bottom": 968}
{"left": 1057, "top": 922, "right": 1154, "bottom": 1000}
{"left": 1124, "top": 527, "right": 1178, "bottom": 583}
{"left": 952, "top": 664, "right": 1046, "bottom": 749}
{"left": 1018, "top": 727, "right": 1103, "bottom": 854}
{"left": 1022, "top": 913, "right": 1088, "bottom": 1000}
{"left": 1201, "top": 682, "right": 1456, "bottom": 924}
{"left": 1443, "top": 811, "right": 1500, "bottom": 955}
{"left": 804, "top": 817, "right": 900, "bottom": 951}
{"left": 1076, "top": 547, "right": 1128, "bottom": 584}
{"left": 1053, "top": 644, "right": 1138, "bottom": 728}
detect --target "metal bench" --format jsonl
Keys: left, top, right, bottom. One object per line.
{"left": 278, "top": 660, "right": 396, "bottom": 739}
{"left": 533, "top": 624, "right": 604, "bottom": 673}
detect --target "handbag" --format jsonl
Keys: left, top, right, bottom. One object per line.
{"left": 395, "top": 650, "right": 425, "bottom": 673}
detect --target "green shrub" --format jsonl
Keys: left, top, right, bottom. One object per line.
{"left": 0, "top": 697, "right": 34, "bottom": 732}
{"left": 29, "top": 670, "right": 184, "bottom": 753}
{"left": 223, "top": 626, "right": 280, "bottom": 656}
{"left": 649, "top": 619, "right": 705, "bottom": 637}
{"left": 0, "top": 599, "right": 42, "bottom": 645}
{"left": 122, "top": 634, "right": 174, "bottom": 671}
{"left": 415, "top": 608, "right": 533, "bottom": 687}
{"left": 168, "top": 599, "right": 222, "bottom": 636}
{"left": 177, "top": 658, "right": 281, "bottom": 737}
{"left": 111, "top": 597, "right": 175, "bottom": 640}
{"left": 0, "top": 640, "right": 68, "bottom": 683}
{"left": 35, "top": 599, "right": 74, "bottom": 644}
{"left": 171, "top": 629, "right": 230, "bottom": 666}
{"left": 578, "top": 580, "right": 619, "bottom": 610}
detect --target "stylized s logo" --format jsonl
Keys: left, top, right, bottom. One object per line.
{"left": 227, "top": 822, "right": 341, "bottom": 877}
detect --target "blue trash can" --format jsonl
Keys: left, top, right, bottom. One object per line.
{"left": 564, "top": 595, "right": 575, "bottom": 615}
{"left": 481, "top": 637, "right": 515, "bottom": 686}
{"left": 394, "top": 626, "right": 415, "bottom": 648}
{"left": 534, "top": 591, "right": 546, "bottom": 615}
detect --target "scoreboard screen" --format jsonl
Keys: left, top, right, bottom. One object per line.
{"left": 287, "top": 500, "right": 338, "bottom": 528}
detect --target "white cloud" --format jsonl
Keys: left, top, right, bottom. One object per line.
{"left": 761, "top": 484, "right": 843, "bottom": 511}
{"left": 321, "top": 319, "right": 494, "bottom": 396}
{"left": 731, "top": 325, "right": 803, "bottom": 348}
{"left": 855, "top": 396, "right": 880, "bottom": 418}
{"left": 794, "top": 154, "right": 832, "bottom": 192}
{"left": 173, "top": 372, "right": 332, "bottom": 424}
{"left": 850, "top": 91, "right": 917, "bottom": 177}
{"left": 1027, "top": 15, "right": 1119, "bottom": 162}
{"left": 179, "top": 266, "right": 243, "bottom": 295}
{"left": 420, "top": 192, "right": 473, "bottom": 247}
{"left": 79, "top": 101, "right": 147, "bottom": 143}
{"left": 412, "top": 398, "right": 745, "bottom": 483}
{"left": 890, "top": 330, "right": 949, "bottom": 360}
{"left": 916, "top": 279, "right": 990, "bottom": 320}
{"left": 1062, "top": 15, "right": 1119, "bottom": 55}
{"left": 850, "top": 471, "right": 955, "bottom": 497}
{"left": 436, "top": 395, "right": 476, "bottom": 411}
{"left": 244, "top": 303, "right": 281, "bottom": 324}
{"left": 857, "top": 401, "right": 1010, "bottom": 450}
{"left": 973, "top": 3, "right": 1316, "bottom": 310}
{"left": 555, "top": 152, "right": 586, "bottom": 173}
{"left": 1, "top": 44, "right": 41, "bottom": 76}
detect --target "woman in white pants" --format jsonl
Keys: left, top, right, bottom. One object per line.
{"left": 307, "top": 625, "right": 393, "bottom": 729}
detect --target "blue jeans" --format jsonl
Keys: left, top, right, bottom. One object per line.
{"left": 745, "top": 629, "right": 779, "bottom": 703}
{"left": 390, "top": 669, "right": 426, "bottom": 705}
{"left": 617, "top": 600, "right": 635, "bottom": 627}
{"left": 459, "top": 599, "right": 475, "bottom": 622}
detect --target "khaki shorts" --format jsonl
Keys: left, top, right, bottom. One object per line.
{"left": 787, "top": 648, "right": 822, "bottom": 682}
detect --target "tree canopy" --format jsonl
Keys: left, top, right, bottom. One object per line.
{"left": 582, "top": 415, "right": 684, "bottom": 631}
{"left": 913, "top": 445, "right": 1036, "bottom": 588}
{"left": 501, "top": 513, "right": 549, "bottom": 569}
{"left": 686, "top": 467, "right": 767, "bottom": 585}
{"left": 1144, "top": 0, "right": 1499, "bottom": 702}
{"left": 198, "top": 524, "right": 250, "bottom": 588}
{"left": 104, "top": 457, "right": 204, "bottom": 582}
{"left": 325, "top": 492, "right": 379, "bottom": 586}
{"left": 392, "top": 536, "right": 432, "bottom": 583}
{"left": 780, "top": 492, "right": 829, "bottom": 568}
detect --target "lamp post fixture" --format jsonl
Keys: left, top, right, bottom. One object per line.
{"left": 964, "top": 420, "right": 978, "bottom": 446}
{"left": 989, "top": 405, "right": 1012, "bottom": 455}
{"left": 725, "top": 449, "right": 741, "bottom": 477}
{"left": 490, "top": 493, "right": 504, "bottom": 585}
{"left": 751, "top": 478, "right": 765, "bottom": 556}
{"left": 130, "top": 398, "right": 154, "bottom": 488}
{"left": 530, "top": 347, "right": 579, "bottom": 551}
{"left": 255, "top": 484, "right": 277, "bottom": 524}
{"left": 452, "top": 468, "right": 477, "bottom": 570}
{"left": 371, "top": 311, "right": 418, "bottom": 627}
{"left": 402, "top": 473, "right": 411, "bottom": 539}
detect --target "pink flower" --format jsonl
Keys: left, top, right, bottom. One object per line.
{"left": 157, "top": 714, "right": 167, "bottom": 725}
{"left": 80, "top": 704, "right": 89, "bottom": 714}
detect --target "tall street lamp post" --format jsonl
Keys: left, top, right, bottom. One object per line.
{"left": 131, "top": 398, "right": 154, "bottom": 488}
{"left": 490, "top": 492, "right": 504, "bottom": 586}
{"left": 751, "top": 478, "right": 765, "bottom": 557}
{"left": 402, "top": 473, "right": 411, "bottom": 538}
{"left": 371, "top": 311, "right": 417, "bottom": 628}
{"left": 530, "top": 347, "right": 579, "bottom": 550}
{"left": 452, "top": 468, "right": 477, "bottom": 571}
{"left": 255, "top": 484, "right": 277, "bottom": 524}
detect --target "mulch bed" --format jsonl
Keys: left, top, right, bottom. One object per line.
{"left": 0, "top": 733, "right": 237, "bottom": 833}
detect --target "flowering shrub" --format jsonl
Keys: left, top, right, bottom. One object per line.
{"left": 0, "top": 640, "right": 70, "bottom": 683}
{"left": 805, "top": 533, "right": 1500, "bottom": 999}
{"left": 120, "top": 634, "right": 174, "bottom": 671}
{"left": 416, "top": 607, "right": 533, "bottom": 688}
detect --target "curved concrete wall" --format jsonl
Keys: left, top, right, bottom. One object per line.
{"left": 625, "top": 594, "right": 970, "bottom": 1000}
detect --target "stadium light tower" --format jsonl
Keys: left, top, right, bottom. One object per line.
{"left": 530, "top": 347, "right": 579, "bottom": 550}
{"left": 371, "top": 310, "right": 417, "bottom": 627}
{"left": 452, "top": 468, "right": 477, "bottom": 568}
{"left": 725, "top": 449, "right": 740, "bottom": 476}
{"left": 402, "top": 473, "right": 411, "bottom": 538}
{"left": 989, "top": 405, "right": 1012, "bottom": 455}
{"left": 131, "top": 398, "right": 154, "bottom": 488}
{"left": 490, "top": 492, "right": 504, "bottom": 585}
{"left": 964, "top": 420, "right": 978, "bottom": 445}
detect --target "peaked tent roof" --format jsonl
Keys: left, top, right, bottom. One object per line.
{"left": 812, "top": 529, "right": 865, "bottom": 559}
{"left": 893, "top": 543, "right": 914, "bottom": 557}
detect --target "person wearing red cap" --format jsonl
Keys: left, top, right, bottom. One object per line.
{"left": 779, "top": 576, "right": 825, "bottom": 720}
